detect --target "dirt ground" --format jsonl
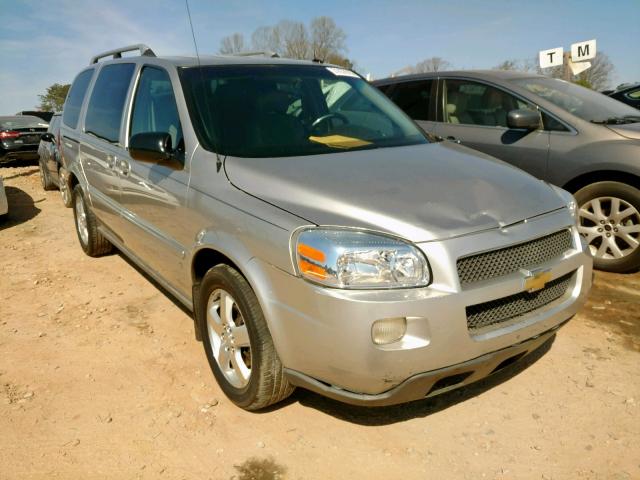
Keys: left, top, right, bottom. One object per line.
{"left": 1, "top": 162, "right": 639, "bottom": 480}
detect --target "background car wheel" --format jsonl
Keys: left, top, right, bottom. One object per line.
{"left": 72, "top": 185, "right": 113, "bottom": 257}
{"left": 575, "top": 181, "right": 640, "bottom": 273}
{"left": 39, "top": 161, "right": 56, "bottom": 191}
{"left": 198, "top": 264, "right": 294, "bottom": 411}
{"left": 59, "top": 170, "right": 73, "bottom": 207}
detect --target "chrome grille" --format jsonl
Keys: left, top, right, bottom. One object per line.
{"left": 457, "top": 229, "right": 573, "bottom": 287}
{"left": 466, "top": 271, "right": 575, "bottom": 333}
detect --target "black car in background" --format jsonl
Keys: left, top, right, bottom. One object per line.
{"left": 604, "top": 83, "right": 640, "bottom": 110}
{"left": 37, "top": 113, "right": 71, "bottom": 204}
{"left": 16, "top": 110, "right": 55, "bottom": 122}
{"left": 0, "top": 115, "right": 49, "bottom": 163}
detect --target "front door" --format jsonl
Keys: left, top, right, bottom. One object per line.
{"left": 432, "top": 78, "right": 550, "bottom": 180}
{"left": 117, "top": 65, "right": 191, "bottom": 293}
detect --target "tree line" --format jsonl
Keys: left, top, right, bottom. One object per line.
{"left": 219, "top": 16, "right": 354, "bottom": 68}
{"left": 37, "top": 18, "right": 619, "bottom": 111}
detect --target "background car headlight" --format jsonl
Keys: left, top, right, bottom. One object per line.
{"left": 294, "top": 228, "right": 431, "bottom": 289}
{"left": 550, "top": 184, "right": 578, "bottom": 218}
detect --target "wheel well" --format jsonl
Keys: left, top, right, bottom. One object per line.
{"left": 68, "top": 171, "right": 79, "bottom": 189}
{"left": 563, "top": 170, "right": 640, "bottom": 194}
{"left": 192, "top": 248, "right": 243, "bottom": 283}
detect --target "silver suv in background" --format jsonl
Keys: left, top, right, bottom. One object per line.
{"left": 374, "top": 71, "right": 640, "bottom": 273}
{"left": 60, "top": 45, "right": 592, "bottom": 410}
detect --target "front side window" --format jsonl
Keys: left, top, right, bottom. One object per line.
{"left": 387, "top": 80, "right": 434, "bottom": 121}
{"left": 444, "top": 79, "right": 536, "bottom": 127}
{"left": 179, "top": 65, "right": 427, "bottom": 158}
{"left": 63, "top": 69, "right": 94, "bottom": 129}
{"left": 129, "top": 66, "right": 184, "bottom": 159}
{"left": 84, "top": 63, "right": 135, "bottom": 143}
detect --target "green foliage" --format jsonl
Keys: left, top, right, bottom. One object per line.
{"left": 573, "top": 78, "right": 593, "bottom": 89}
{"left": 38, "top": 83, "right": 70, "bottom": 111}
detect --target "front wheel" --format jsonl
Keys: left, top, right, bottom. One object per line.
{"left": 198, "top": 264, "right": 294, "bottom": 410}
{"left": 575, "top": 181, "right": 640, "bottom": 272}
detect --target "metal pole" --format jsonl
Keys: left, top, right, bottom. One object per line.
{"left": 563, "top": 51, "right": 571, "bottom": 81}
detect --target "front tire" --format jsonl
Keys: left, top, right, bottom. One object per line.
{"left": 72, "top": 185, "right": 113, "bottom": 257}
{"left": 198, "top": 264, "right": 294, "bottom": 410}
{"left": 575, "top": 181, "right": 640, "bottom": 272}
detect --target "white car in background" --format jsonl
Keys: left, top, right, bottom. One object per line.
{"left": 0, "top": 176, "right": 7, "bottom": 220}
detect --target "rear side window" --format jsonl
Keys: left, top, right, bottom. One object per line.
{"left": 389, "top": 80, "right": 433, "bottom": 120}
{"left": 387, "top": 80, "right": 434, "bottom": 121}
{"left": 63, "top": 69, "right": 94, "bottom": 129}
{"left": 84, "top": 63, "right": 135, "bottom": 143}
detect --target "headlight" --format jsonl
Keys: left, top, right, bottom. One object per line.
{"left": 294, "top": 228, "right": 431, "bottom": 289}
{"left": 550, "top": 184, "right": 577, "bottom": 218}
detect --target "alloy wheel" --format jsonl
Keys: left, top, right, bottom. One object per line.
{"left": 75, "top": 194, "right": 89, "bottom": 246}
{"left": 578, "top": 196, "right": 640, "bottom": 260}
{"left": 206, "top": 289, "right": 252, "bottom": 388}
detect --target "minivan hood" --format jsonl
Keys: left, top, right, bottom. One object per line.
{"left": 225, "top": 143, "right": 565, "bottom": 242}
{"left": 607, "top": 122, "right": 640, "bottom": 140}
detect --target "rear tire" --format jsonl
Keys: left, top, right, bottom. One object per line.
{"left": 198, "top": 264, "right": 294, "bottom": 410}
{"left": 72, "top": 185, "right": 113, "bottom": 257}
{"left": 39, "top": 161, "right": 56, "bottom": 191}
{"left": 575, "top": 181, "right": 640, "bottom": 273}
{"left": 59, "top": 168, "right": 73, "bottom": 208}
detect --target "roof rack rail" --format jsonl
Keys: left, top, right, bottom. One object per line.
{"left": 90, "top": 44, "right": 156, "bottom": 65}
{"left": 231, "top": 51, "right": 280, "bottom": 58}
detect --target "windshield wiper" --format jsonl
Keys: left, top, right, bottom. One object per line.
{"left": 591, "top": 115, "right": 640, "bottom": 125}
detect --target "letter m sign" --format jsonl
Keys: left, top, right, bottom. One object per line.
{"left": 571, "top": 39, "right": 596, "bottom": 62}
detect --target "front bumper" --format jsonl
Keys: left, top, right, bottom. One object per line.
{"left": 251, "top": 208, "right": 592, "bottom": 399}
{"left": 284, "top": 322, "right": 561, "bottom": 406}
{"left": 0, "top": 144, "right": 40, "bottom": 161}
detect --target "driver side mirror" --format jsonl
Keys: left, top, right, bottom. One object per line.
{"left": 40, "top": 133, "right": 55, "bottom": 142}
{"left": 129, "top": 132, "right": 174, "bottom": 163}
{"left": 507, "top": 109, "right": 542, "bottom": 130}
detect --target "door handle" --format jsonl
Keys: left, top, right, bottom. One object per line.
{"left": 446, "top": 136, "right": 461, "bottom": 144}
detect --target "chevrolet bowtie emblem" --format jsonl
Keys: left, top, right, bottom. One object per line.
{"left": 521, "top": 269, "right": 552, "bottom": 293}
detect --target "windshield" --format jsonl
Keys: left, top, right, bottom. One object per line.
{"left": 179, "top": 65, "right": 427, "bottom": 158}
{"left": 0, "top": 116, "right": 49, "bottom": 129}
{"left": 511, "top": 77, "right": 640, "bottom": 123}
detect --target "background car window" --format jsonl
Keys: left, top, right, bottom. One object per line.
{"left": 62, "top": 69, "right": 94, "bottom": 129}
{"left": 627, "top": 88, "right": 640, "bottom": 100}
{"left": 84, "top": 63, "right": 135, "bottom": 143}
{"left": 130, "top": 66, "right": 184, "bottom": 155}
{"left": 444, "top": 79, "right": 535, "bottom": 127}
{"left": 387, "top": 80, "right": 433, "bottom": 121}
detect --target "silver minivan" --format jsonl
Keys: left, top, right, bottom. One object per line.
{"left": 60, "top": 45, "right": 592, "bottom": 410}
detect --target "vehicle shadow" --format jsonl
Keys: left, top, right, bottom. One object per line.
{"left": 0, "top": 186, "right": 42, "bottom": 230}
{"left": 278, "top": 336, "right": 555, "bottom": 426}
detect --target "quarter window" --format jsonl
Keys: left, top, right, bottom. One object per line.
{"left": 129, "top": 66, "right": 184, "bottom": 157}
{"left": 63, "top": 69, "right": 94, "bottom": 129}
{"left": 388, "top": 80, "right": 434, "bottom": 121}
{"left": 84, "top": 63, "right": 135, "bottom": 143}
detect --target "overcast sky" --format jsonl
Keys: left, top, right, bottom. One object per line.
{"left": 1, "top": 0, "right": 638, "bottom": 113}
